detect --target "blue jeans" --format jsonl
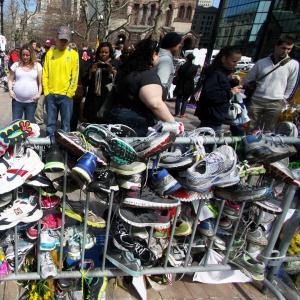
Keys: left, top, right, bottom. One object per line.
{"left": 175, "top": 96, "right": 189, "bottom": 116}
{"left": 12, "top": 99, "right": 37, "bottom": 123}
{"left": 46, "top": 94, "right": 73, "bottom": 136}
{"left": 109, "top": 108, "right": 151, "bottom": 137}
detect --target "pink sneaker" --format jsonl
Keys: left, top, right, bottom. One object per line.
{"left": 26, "top": 213, "right": 62, "bottom": 240}
{"left": 41, "top": 195, "right": 61, "bottom": 209}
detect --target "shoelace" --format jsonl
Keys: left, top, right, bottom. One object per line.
{"left": 73, "top": 132, "right": 93, "bottom": 152}
{"left": 134, "top": 243, "right": 147, "bottom": 256}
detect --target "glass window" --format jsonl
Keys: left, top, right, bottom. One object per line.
{"left": 258, "top": 1, "right": 271, "bottom": 12}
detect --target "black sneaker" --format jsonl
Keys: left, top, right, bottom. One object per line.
{"left": 112, "top": 220, "right": 155, "bottom": 267}
{"left": 106, "top": 242, "right": 142, "bottom": 276}
{"left": 25, "top": 172, "right": 53, "bottom": 188}
{"left": 214, "top": 184, "right": 272, "bottom": 202}
{"left": 52, "top": 174, "right": 82, "bottom": 193}
{"left": 117, "top": 173, "right": 143, "bottom": 190}
{"left": 123, "top": 187, "right": 180, "bottom": 209}
{"left": 87, "top": 169, "right": 119, "bottom": 194}
{"left": 243, "top": 134, "right": 297, "bottom": 163}
{"left": 44, "top": 145, "right": 65, "bottom": 172}
{"left": 118, "top": 207, "right": 170, "bottom": 229}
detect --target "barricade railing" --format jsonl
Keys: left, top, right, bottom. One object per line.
{"left": 3, "top": 136, "right": 300, "bottom": 299}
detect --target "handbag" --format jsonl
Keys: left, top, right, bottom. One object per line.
{"left": 244, "top": 57, "right": 291, "bottom": 99}
{"left": 225, "top": 95, "right": 242, "bottom": 123}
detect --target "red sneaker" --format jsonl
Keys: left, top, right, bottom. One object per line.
{"left": 26, "top": 213, "right": 62, "bottom": 240}
{"left": 169, "top": 187, "right": 212, "bottom": 202}
{"left": 41, "top": 195, "right": 61, "bottom": 209}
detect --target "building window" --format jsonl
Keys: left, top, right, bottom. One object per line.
{"left": 186, "top": 6, "right": 192, "bottom": 20}
{"left": 178, "top": 5, "right": 185, "bottom": 19}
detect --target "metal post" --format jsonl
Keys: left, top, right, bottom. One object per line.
{"left": 81, "top": 192, "right": 90, "bottom": 268}
{"left": 0, "top": 0, "right": 4, "bottom": 36}
{"left": 262, "top": 185, "right": 297, "bottom": 266}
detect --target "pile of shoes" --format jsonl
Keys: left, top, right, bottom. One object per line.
{"left": 0, "top": 120, "right": 298, "bottom": 297}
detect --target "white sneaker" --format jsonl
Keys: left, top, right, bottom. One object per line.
{"left": 40, "top": 230, "right": 60, "bottom": 251}
{"left": 0, "top": 147, "right": 44, "bottom": 194}
{"left": 40, "top": 252, "right": 57, "bottom": 279}
{"left": 0, "top": 196, "right": 43, "bottom": 230}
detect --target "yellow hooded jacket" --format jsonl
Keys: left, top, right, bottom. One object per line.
{"left": 42, "top": 47, "right": 79, "bottom": 98}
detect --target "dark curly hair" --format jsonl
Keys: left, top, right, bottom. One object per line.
{"left": 212, "top": 46, "right": 241, "bottom": 69}
{"left": 119, "top": 39, "right": 159, "bottom": 74}
{"left": 95, "top": 42, "right": 114, "bottom": 61}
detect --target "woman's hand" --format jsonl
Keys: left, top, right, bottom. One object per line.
{"left": 9, "top": 90, "right": 16, "bottom": 99}
{"left": 231, "top": 86, "right": 242, "bottom": 95}
{"left": 32, "top": 95, "right": 40, "bottom": 101}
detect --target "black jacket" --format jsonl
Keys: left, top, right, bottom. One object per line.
{"left": 195, "top": 66, "right": 232, "bottom": 125}
{"left": 174, "top": 61, "right": 198, "bottom": 97}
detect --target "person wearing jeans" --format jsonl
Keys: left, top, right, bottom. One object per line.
{"left": 8, "top": 44, "right": 42, "bottom": 123}
{"left": 42, "top": 26, "right": 79, "bottom": 136}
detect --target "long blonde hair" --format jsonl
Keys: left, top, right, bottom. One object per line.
{"left": 19, "top": 44, "right": 36, "bottom": 68}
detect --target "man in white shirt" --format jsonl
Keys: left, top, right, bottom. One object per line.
{"left": 245, "top": 36, "right": 299, "bottom": 132}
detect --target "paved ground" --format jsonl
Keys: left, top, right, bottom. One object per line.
{"left": 0, "top": 90, "right": 12, "bottom": 128}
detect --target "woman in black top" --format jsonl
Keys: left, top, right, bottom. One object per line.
{"left": 174, "top": 53, "right": 198, "bottom": 117}
{"left": 195, "top": 46, "right": 242, "bottom": 131}
{"left": 110, "top": 39, "right": 174, "bottom": 136}
{"left": 83, "top": 42, "right": 117, "bottom": 123}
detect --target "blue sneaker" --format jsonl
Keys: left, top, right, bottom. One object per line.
{"left": 40, "top": 230, "right": 60, "bottom": 251}
{"left": 198, "top": 219, "right": 215, "bottom": 237}
{"left": 150, "top": 168, "right": 181, "bottom": 196}
{"left": 72, "top": 152, "right": 97, "bottom": 183}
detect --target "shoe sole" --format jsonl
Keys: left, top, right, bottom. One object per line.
{"left": 41, "top": 270, "right": 57, "bottom": 280}
{"left": 106, "top": 254, "right": 141, "bottom": 277}
{"left": 118, "top": 209, "right": 170, "bottom": 229}
{"left": 0, "top": 120, "right": 32, "bottom": 145}
{"left": 72, "top": 166, "right": 92, "bottom": 184}
{"left": 110, "top": 164, "right": 146, "bottom": 175}
{"left": 44, "top": 161, "right": 65, "bottom": 173}
{"left": 254, "top": 201, "right": 282, "bottom": 214}
{"left": 266, "top": 163, "right": 299, "bottom": 186}
{"left": 123, "top": 197, "right": 180, "bottom": 209}
{"left": 229, "top": 260, "right": 264, "bottom": 281}
{"left": 63, "top": 209, "right": 106, "bottom": 228}
{"left": 175, "top": 227, "right": 192, "bottom": 236}
{"left": 159, "top": 157, "right": 194, "bottom": 171}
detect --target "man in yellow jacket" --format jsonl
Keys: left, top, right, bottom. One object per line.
{"left": 43, "top": 26, "right": 79, "bottom": 136}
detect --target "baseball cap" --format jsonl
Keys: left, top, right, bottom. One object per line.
{"left": 57, "top": 26, "right": 71, "bottom": 41}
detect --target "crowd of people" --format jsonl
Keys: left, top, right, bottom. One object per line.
{"left": 2, "top": 25, "right": 300, "bottom": 137}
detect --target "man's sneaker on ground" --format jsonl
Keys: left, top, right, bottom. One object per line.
{"left": 106, "top": 242, "right": 142, "bottom": 277}
{"left": 87, "top": 169, "right": 119, "bottom": 194}
{"left": 214, "top": 184, "right": 272, "bottom": 202}
{"left": 72, "top": 152, "right": 97, "bottom": 183}
{"left": 130, "top": 131, "right": 176, "bottom": 160}
{"left": 243, "top": 134, "right": 297, "bottom": 163}
{"left": 63, "top": 199, "right": 106, "bottom": 228}
{"left": 276, "top": 121, "right": 298, "bottom": 137}
{"left": 110, "top": 162, "right": 146, "bottom": 176}
{"left": 230, "top": 251, "right": 265, "bottom": 281}
{"left": 40, "top": 252, "right": 58, "bottom": 279}
{"left": 265, "top": 161, "right": 300, "bottom": 186}
{"left": 198, "top": 219, "right": 215, "bottom": 237}
{"left": 84, "top": 124, "right": 137, "bottom": 165}
{"left": 185, "top": 145, "right": 239, "bottom": 192}
{"left": 44, "top": 145, "right": 65, "bottom": 172}
{"left": 122, "top": 187, "right": 180, "bottom": 209}
{"left": 55, "top": 130, "right": 106, "bottom": 165}
{"left": 118, "top": 207, "right": 170, "bottom": 229}
{"left": 150, "top": 168, "right": 181, "bottom": 196}
{"left": 26, "top": 213, "right": 62, "bottom": 240}
{"left": 169, "top": 187, "right": 213, "bottom": 202}
{"left": 246, "top": 226, "right": 268, "bottom": 246}
{"left": 0, "top": 196, "right": 43, "bottom": 230}
{"left": 40, "top": 230, "right": 60, "bottom": 251}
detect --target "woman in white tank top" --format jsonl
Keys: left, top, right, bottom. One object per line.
{"left": 8, "top": 44, "right": 42, "bottom": 123}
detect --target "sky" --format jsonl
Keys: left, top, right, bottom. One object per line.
{"left": 213, "top": 0, "right": 221, "bottom": 7}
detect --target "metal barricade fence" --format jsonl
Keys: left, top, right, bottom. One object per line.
{"left": 2, "top": 136, "right": 300, "bottom": 299}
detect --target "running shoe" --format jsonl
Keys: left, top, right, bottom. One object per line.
{"left": 175, "top": 220, "right": 192, "bottom": 236}
{"left": 246, "top": 226, "right": 268, "bottom": 246}
{"left": 223, "top": 200, "right": 241, "bottom": 220}
{"left": 243, "top": 134, "right": 297, "bottom": 163}
{"left": 0, "top": 196, "right": 43, "bottom": 230}
{"left": 84, "top": 124, "right": 137, "bottom": 165}
{"left": 185, "top": 145, "right": 239, "bottom": 192}
{"left": 110, "top": 162, "right": 146, "bottom": 176}
{"left": 0, "top": 120, "right": 33, "bottom": 145}
{"left": 87, "top": 169, "right": 119, "bottom": 194}
{"left": 52, "top": 174, "right": 81, "bottom": 193}
{"left": 55, "top": 130, "right": 106, "bottom": 165}
{"left": 158, "top": 149, "right": 194, "bottom": 171}
{"left": 99, "top": 124, "right": 137, "bottom": 137}
{"left": 72, "top": 152, "right": 97, "bottom": 183}
{"left": 40, "top": 230, "right": 60, "bottom": 251}
{"left": 118, "top": 207, "right": 170, "bottom": 229}
{"left": 254, "top": 200, "right": 282, "bottom": 215}
{"left": 169, "top": 187, "right": 213, "bottom": 202}
{"left": 197, "top": 219, "right": 215, "bottom": 237}
{"left": 117, "top": 173, "right": 143, "bottom": 190}
{"left": 130, "top": 131, "right": 176, "bottom": 160}
{"left": 40, "top": 195, "right": 61, "bottom": 209}
{"left": 276, "top": 121, "right": 298, "bottom": 137}
{"left": 122, "top": 187, "right": 180, "bottom": 209}
{"left": 40, "top": 252, "right": 58, "bottom": 279}
{"left": 44, "top": 145, "right": 65, "bottom": 172}
{"left": 25, "top": 172, "right": 53, "bottom": 187}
